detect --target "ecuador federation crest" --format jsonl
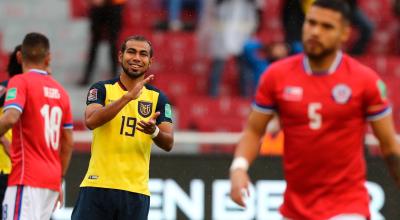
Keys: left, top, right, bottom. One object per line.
{"left": 138, "top": 101, "right": 152, "bottom": 117}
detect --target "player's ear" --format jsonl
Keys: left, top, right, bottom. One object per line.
{"left": 44, "top": 52, "right": 51, "bottom": 67}
{"left": 340, "top": 21, "right": 351, "bottom": 43}
{"left": 16, "top": 51, "right": 22, "bottom": 64}
{"left": 118, "top": 51, "right": 123, "bottom": 63}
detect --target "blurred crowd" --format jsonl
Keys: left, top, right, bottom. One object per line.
{"left": 75, "top": 0, "right": 382, "bottom": 94}
{"left": 1, "top": 0, "right": 399, "bottom": 147}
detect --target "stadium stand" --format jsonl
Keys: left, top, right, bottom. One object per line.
{"left": 0, "top": 0, "right": 399, "bottom": 144}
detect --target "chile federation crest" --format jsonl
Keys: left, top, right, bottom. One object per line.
{"left": 332, "top": 84, "right": 352, "bottom": 104}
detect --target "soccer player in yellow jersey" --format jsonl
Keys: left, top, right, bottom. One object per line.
{"left": 0, "top": 45, "right": 22, "bottom": 220}
{"left": 72, "top": 35, "right": 174, "bottom": 220}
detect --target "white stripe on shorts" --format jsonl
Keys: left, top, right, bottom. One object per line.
{"left": 2, "top": 185, "right": 59, "bottom": 220}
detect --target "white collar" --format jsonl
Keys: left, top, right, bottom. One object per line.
{"left": 303, "top": 51, "right": 343, "bottom": 75}
{"left": 29, "top": 69, "right": 48, "bottom": 75}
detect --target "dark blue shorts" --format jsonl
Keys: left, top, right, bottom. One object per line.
{"left": 0, "top": 173, "right": 8, "bottom": 219}
{"left": 71, "top": 187, "right": 150, "bottom": 220}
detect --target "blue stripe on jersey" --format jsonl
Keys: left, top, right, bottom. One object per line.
{"left": 252, "top": 102, "right": 276, "bottom": 114}
{"left": 63, "top": 124, "right": 74, "bottom": 129}
{"left": 3, "top": 104, "right": 23, "bottom": 113}
{"left": 366, "top": 107, "right": 392, "bottom": 121}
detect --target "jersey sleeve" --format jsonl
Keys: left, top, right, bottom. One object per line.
{"left": 363, "top": 73, "right": 391, "bottom": 121}
{"left": 62, "top": 93, "right": 74, "bottom": 129}
{"left": 86, "top": 82, "right": 106, "bottom": 106}
{"left": 253, "top": 67, "right": 277, "bottom": 114}
{"left": 3, "top": 76, "right": 26, "bottom": 113}
{"left": 155, "top": 91, "right": 173, "bottom": 125}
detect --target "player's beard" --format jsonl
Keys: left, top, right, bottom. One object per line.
{"left": 304, "top": 44, "right": 337, "bottom": 61}
{"left": 121, "top": 63, "right": 146, "bottom": 79}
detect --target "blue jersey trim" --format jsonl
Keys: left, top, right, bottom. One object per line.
{"left": 252, "top": 103, "right": 276, "bottom": 114}
{"left": 3, "top": 104, "right": 23, "bottom": 113}
{"left": 366, "top": 107, "right": 391, "bottom": 121}
{"left": 63, "top": 123, "right": 74, "bottom": 129}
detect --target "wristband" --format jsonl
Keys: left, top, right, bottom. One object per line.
{"left": 151, "top": 126, "right": 160, "bottom": 139}
{"left": 230, "top": 157, "right": 249, "bottom": 172}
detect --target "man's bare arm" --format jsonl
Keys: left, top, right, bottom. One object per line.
{"left": 234, "top": 111, "right": 274, "bottom": 163}
{"left": 230, "top": 110, "right": 274, "bottom": 207}
{"left": 59, "top": 128, "right": 74, "bottom": 177}
{"left": 152, "top": 122, "right": 174, "bottom": 152}
{"left": 85, "top": 75, "right": 154, "bottom": 130}
{"left": 0, "top": 109, "right": 21, "bottom": 136}
{"left": 370, "top": 114, "right": 400, "bottom": 187}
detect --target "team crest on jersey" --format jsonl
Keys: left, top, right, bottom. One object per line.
{"left": 138, "top": 101, "right": 152, "bottom": 117}
{"left": 87, "top": 88, "right": 98, "bottom": 101}
{"left": 332, "top": 84, "right": 352, "bottom": 104}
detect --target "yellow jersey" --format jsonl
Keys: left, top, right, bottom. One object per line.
{"left": 301, "top": 0, "right": 315, "bottom": 13}
{"left": 81, "top": 78, "right": 173, "bottom": 195}
{"left": 0, "top": 125, "right": 11, "bottom": 174}
{"left": 0, "top": 80, "right": 12, "bottom": 174}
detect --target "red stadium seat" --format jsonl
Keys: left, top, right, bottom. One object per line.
{"left": 196, "top": 116, "right": 242, "bottom": 154}
{"left": 359, "top": 0, "right": 396, "bottom": 26}
{"left": 175, "top": 96, "right": 251, "bottom": 130}
{"left": 0, "top": 52, "right": 9, "bottom": 81}
{"left": 69, "top": 0, "right": 88, "bottom": 19}
{"left": 150, "top": 72, "right": 207, "bottom": 105}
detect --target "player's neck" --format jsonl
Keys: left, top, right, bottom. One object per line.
{"left": 306, "top": 51, "right": 342, "bottom": 74}
{"left": 23, "top": 63, "right": 48, "bottom": 73}
{"left": 120, "top": 72, "right": 145, "bottom": 90}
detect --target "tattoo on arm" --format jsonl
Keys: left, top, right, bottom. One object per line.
{"left": 384, "top": 154, "right": 400, "bottom": 187}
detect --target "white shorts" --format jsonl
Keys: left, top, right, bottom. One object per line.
{"left": 2, "top": 185, "right": 59, "bottom": 220}
{"left": 284, "top": 214, "right": 366, "bottom": 220}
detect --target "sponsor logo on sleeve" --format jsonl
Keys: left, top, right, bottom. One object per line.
{"left": 165, "top": 103, "right": 172, "bottom": 119}
{"left": 377, "top": 80, "right": 387, "bottom": 100}
{"left": 87, "top": 88, "right": 98, "bottom": 101}
{"left": 5, "top": 88, "right": 17, "bottom": 101}
{"left": 332, "top": 83, "right": 352, "bottom": 104}
{"left": 138, "top": 101, "right": 152, "bottom": 118}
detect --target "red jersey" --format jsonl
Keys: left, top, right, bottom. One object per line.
{"left": 254, "top": 53, "right": 390, "bottom": 219}
{"left": 3, "top": 69, "right": 73, "bottom": 191}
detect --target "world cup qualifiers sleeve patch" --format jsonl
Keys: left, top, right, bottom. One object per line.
{"left": 5, "top": 88, "right": 17, "bottom": 101}
{"left": 377, "top": 79, "right": 387, "bottom": 100}
{"left": 88, "top": 88, "right": 98, "bottom": 101}
{"left": 165, "top": 103, "right": 172, "bottom": 119}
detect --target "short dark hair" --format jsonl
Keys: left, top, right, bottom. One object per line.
{"left": 312, "top": 0, "right": 351, "bottom": 22}
{"left": 21, "top": 32, "right": 50, "bottom": 63}
{"left": 7, "top": 45, "right": 22, "bottom": 77}
{"left": 120, "top": 35, "right": 153, "bottom": 57}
